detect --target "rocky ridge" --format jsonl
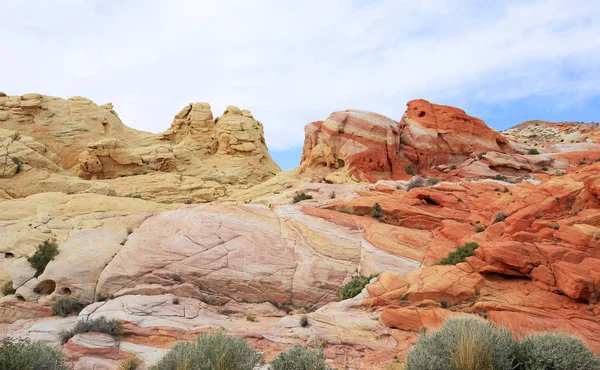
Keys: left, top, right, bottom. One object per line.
{"left": 0, "top": 92, "right": 280, "bottom": 203}
{"left": 1, "top": 93, "right": 599, "bottom": 369}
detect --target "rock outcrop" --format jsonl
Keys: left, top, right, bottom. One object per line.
{"left": 299, "top": 100, "right": 513, "bottom": 182}
{"left": 0, "top": 93, "right": 280, "bottom": 202}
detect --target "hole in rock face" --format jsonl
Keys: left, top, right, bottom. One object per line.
{"left": 418, "top": 195, "right": 440, "bottom": 206}
{"left": 15, "top": 295, "right": 25, "bottom": 301}
{"left": 4, "top": 252, "right": 14, "bottom": 259}
{"left": 34, "top": 280, "right": 56, "bottom": 295}
{"left": 60, "top": 287, "right": 72, "bottom": 295}
{"left": 418, "top": 111, "right": 426, "bottom": 117}
{"left": 337, "top": 159, "right": 345, "bottom": 168}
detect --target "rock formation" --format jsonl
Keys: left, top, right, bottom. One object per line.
{"left": 1, "top": 94, "right": 600, "bottom": 369}
{"left": 0, "top": 93, "right": 280, "bottom": 202}
{"left": 299, "top": 100, "right": 514, "bottom": 182}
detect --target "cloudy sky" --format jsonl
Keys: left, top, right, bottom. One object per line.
{"left": 2, "top": 0, "right": 599, "bottom": 169}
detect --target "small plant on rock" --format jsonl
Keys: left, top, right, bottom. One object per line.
{"left": 329, "top": 191, "right": 336, "bottom": 199}
{"left": 474, "top": 225, "right": 485, "bottom": 233}
{"left": 27, "top": 240, "right": 59, "bottom": 277}
{"left": 172, "top": 296, "right": 180, "bottom": 305}
{"left": 370, "top": 203, "right": 384, "bottom": 218}
{"left": 407, "top": 176, "right": 425, "bottom": 191}
{"left": 528, "top": 148, "right": 540, "bottom": 155}
{"left": 450, "top": 164, "right": 457, "bottom": 170}
{"left": 300, "top": 315, "right": 309, "bottom": 328}
{"left": 52, "top": 296, "right": 85, "bottom": 317}
{"left": 60, "top": 317, "right": 123, "bottom": 344}
{"left": 269, "top": 345, "right": 334, "bottom": 370}
{"left": 118, "top": 354, "right": 141, "bottom": 370}
{"left": 292, "top": 192, "right": 313, "bottom": 203}
{"left": 405, "top": 164, "right": 417, "bottom": 175}
{"left": 579, "top": 160, "right": 587, "bottom": 165}
{"left": 494, "top": 211, "right": 507, "bottom": 223}
{"left": 1, "top": 280, "right": 15, "bottom": 296}
{"left": 426, "top": 177, "right": 440, "bottom": 186}
{"left": 339, "top": 274, "right": 378, "bottom": 300}
{"left": 437, "top": 242, "right": 479, "bottom": 265}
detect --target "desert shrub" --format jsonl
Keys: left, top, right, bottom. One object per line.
{"left": 370, "top": 203, "right": 384, "bottom": 218}
{"left": 60, "top": 316, "right": 123, "bottom": 344}
{"left": 118, "top": 354, "right": 141, "bottom": 370}
{"left": 329, "top": 191, "right": 336, "bottom": 199}
{"left": 170, "top": 274, "right": 182, "bottom": 282}
{"left": 528, "top": 148, "right": 540, "bottom": 155}
{"left": 172, "top": 296, "right": 180, "bottom": 304}
{"left": 337, "top": 206, "right": 354, "bottom": 214}
{"left": 27, "top": 240, "right": 59, "bottom": 277}
{"left": 150, "top": 332, "right": 264, "bottom": 370}
{"left": 579, "top": 160, "right": 587, "bottom": 165}
{"left": 246, "top": 314, "right": 256, "bottom": 322}
{"left": 494, "top": 211, "right": 507, "bottom": 223}
{"left": 478, "top": 152, "right": 487, "bottom": 159}
{"left": 596, "top": 157, "right": 600, "bottom": 162}
{"left": 300, "top": 315, "right": 309, "bottom": 328}
{"left": 494, "top": 174, "right": 507, "bottom": 181}
{"left": 437, "top": 242, "right": 479, "bottom": 265}
{"left": 1, "top": 280, "right": 15, "bottom": 296}
{"left": 515, "top": 333, "right": 600, "bottom": 370}
{"left": 426, "top": 177, "right": 440, "bottom": 186}
{"left": 339, "top": 274, "right": 378, "bottom": 300}
{"left": 0, "top": 337, "right": 68, "bottom": 370}
{"left": 475, "top": 225, "right": 485, "bottom": 233}
{"left": 405, "top": 317, "right": 518, "bottom": 370}
{"left": 450, "top": 164, "right": 457, "bottom": 170}
{"left": 405, "top": 164, "right": 417, "bottom": 175}
{"left": 407, "top": 176, "right": 425, "bottom": 190}
{"left": 292, "top": 192, "right": 313, "bottom": 203}
{"left": 542, "top": 166, "right": 548, "bottom": 171}
{"left": 52, "top": 296, "right": 85, "bottom": 317}
{"left": 269, "top": 345, "right": 333, "bottom": 370}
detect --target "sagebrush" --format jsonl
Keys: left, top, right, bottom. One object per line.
{"left": 269, "top": 345, "right": 333, "bottom": 370}
{"left": 27, "top": 240, "right": 59, "bottom": 276}
{"left": 150, "top": 332, "right": 264, "bottom": 370}
{"left": 339, "top": 274, "right": 378, "bottom": 300}
{"left": 405, "top": 317, "right": 518, "bottom": 370}
{"left": 292, "top": 192, "right": 313, "bottom": 203}
{"left": 0, "top": 337, "right": 68, "bottom": 370}
{"left": 60, "top": 316, "right": 123, "bottom": 344}
{"left": 437, "top": 242, "right": 479, "bottom": 265}
{"left": 52, "top": 295, "right": 85, "bottom": 317}
{"left": 516, "top": 333, "right": 600, "bottom": 370}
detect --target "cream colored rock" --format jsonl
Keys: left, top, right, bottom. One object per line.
{"left": 0, "top": 93, "right": 280, "bottom": 202}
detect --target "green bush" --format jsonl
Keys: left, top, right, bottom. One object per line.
{"left": 300, "top": 315, "right": 309, "bottom": 328}
{"left": 27, "top": 240, "right": 59, "bottom": 277}
{"left": 52, "top": 296, "right": 85, "bottom": 317}
{"left": 269, "top": 345, "right": 333, "bottom": 370}
{"left": 474, "top": 225, "right": 485, "bottom": 233}
{"left": 60, "top": 316, "right": 123, "bottom": 344}
{"left": 337, "top": 206, "right": 354, "bottom": 214}
{"left": 118, "top": 354, "right": 141, "bottom": 370}
{"left": 292, "top": 192, "right": 313, "bottom": 203}
{"left": 370, "top": 203, "right": 384, "bottom": 218}
{"left": 0, "top": 337, "right": 68, "bottom": 370}
{"left": 516, "top": 333, "right": 600, "bottom": 370}
{"left": 405, "top": 164, "right": 417, "bottom": 175}
{"left": 528, "top": 148, "right": 540, "bottom": 155}
{"left": 329, "top": 191, "right": 336, "bottom": 199}
{"left": 1, "top": 280, "right": 15, "bottom": 296}
{"left": 339, "top": 274, "right": 377, "bottom": 300}
{"left": 150, "top": 332, "right": 264, "bottom": 370}
{"left": 494, "top": 211, "right": 507, "bottom": 223}
{"left": 405, "top": 317, "right": 518, "bottom": 370}
{"left": 407, "top": 176, "right": 425, "bottom": 191}
{"left": 450, "top": 164, "right": 457, "bottom": 170}
{"left": 437, "top": 242, "right": 479, "bottom": 265}
{"left": 426, "top": 177, "right": 440, "bottom": 186}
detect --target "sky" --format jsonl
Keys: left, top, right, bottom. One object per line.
{"left": 1, "top": 0, "right": 599, "bottom": 170}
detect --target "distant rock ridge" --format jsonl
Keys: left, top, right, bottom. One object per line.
{"left": 0, "top": 92, "right": 281, "bottom": 202}
{"left": 299, "top": 99, "right": 514, "bottom": 182}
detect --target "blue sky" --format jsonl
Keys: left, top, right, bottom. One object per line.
{"left": 2, "top": 0, "right": 599, "bottom": 170}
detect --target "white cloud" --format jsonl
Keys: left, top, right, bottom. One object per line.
{"left": 1, "top": 0, "right": 599, "bottom": 150}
